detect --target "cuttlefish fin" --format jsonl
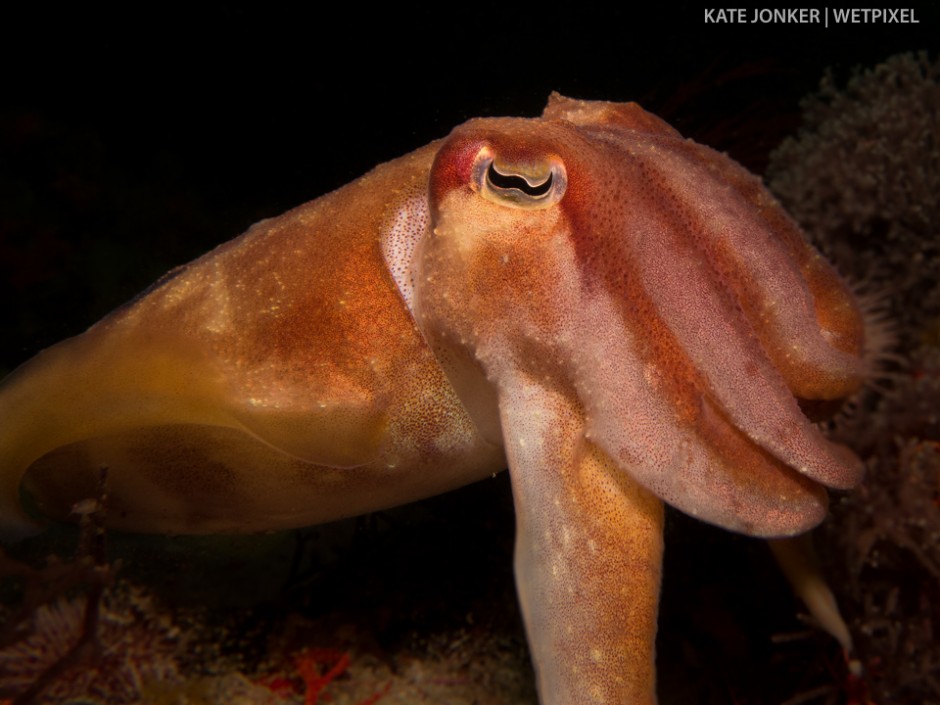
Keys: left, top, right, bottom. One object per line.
{"left": 0, "top": 314, "right": 384, "bottom": 538}
{"left": 501, "top": 375, "right": 663, "bottom": 705}
{"left": 0, "top": 324, "right": 232, "bottom": 537}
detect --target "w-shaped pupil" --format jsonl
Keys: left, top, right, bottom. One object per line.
{"left": 487, "top": 163, "right": 553, "bottom": 197}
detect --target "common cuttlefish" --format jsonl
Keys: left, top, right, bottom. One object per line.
{"left": 0, "top": 95, "right": 867, "bottom": 704}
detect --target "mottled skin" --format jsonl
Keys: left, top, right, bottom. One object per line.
{"left": 0, "top": 95, "right": 867, "bottom": 704}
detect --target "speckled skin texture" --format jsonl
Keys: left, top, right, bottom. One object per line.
{"left": 0, "top": 96, "right": 867, "bottom": 704}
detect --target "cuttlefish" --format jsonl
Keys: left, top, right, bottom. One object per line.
{"left": 0, "top": 95, "right": 867, "bottom": 704}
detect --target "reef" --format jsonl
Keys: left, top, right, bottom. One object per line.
{"left": 768, "top": 52, "right": 940, "bottom": 705}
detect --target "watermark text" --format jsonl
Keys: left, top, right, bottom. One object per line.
{"left": 704, "top": 8, "right": 920, "bottom": 26}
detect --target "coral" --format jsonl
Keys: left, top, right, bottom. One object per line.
{"left": 768, "top": 53, "right": 940, "bottom": 704}
{"left": 0, "top": 588, "right": 184, "bottom": 704}
{"left": 0, "top": 596, "right": 86, "bottom": 694}
{"left": 767, "top": 52, "right": 940, "bottom": 338}
{"left": 822, "top": 343, "right": 940, "bottom": 703}
{"left": 0, "top": 469, "right": 188, "bottom": 705}
{"left": 0, "top": 515, "right": 534, "bottom": 705}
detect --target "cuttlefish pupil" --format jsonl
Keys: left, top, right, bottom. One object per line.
{"left": 474, "top": 148, "right": 567, "bottom": 209}
{"left": 486, "top": 162, "right": 554, "bottom": 197}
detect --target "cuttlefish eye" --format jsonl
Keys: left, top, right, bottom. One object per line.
{"left": 472, "top": 146, "right": 567, "bottom": 209}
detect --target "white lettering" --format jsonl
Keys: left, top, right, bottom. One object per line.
{"left": 751, "top": 8, "right": 820, "bottom": 23}
{"left": 832, "top": 8, "right": 919, "bottom": 23}
{"left": 704, "top": 8, "right": 747, "bottom": 23}
{"left": 706, "top": 7, "right": 919, "bottom": 26}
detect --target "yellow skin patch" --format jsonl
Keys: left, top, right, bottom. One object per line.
{"left": 0, "top": 95, "right": 866, "bottom": 704}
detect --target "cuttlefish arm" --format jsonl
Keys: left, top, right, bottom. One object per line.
{"left": 502, "top": 376, "right": 663, "bottom": 704}
{"left": 413, "top": 95, "right": 867, "bottom": 703}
